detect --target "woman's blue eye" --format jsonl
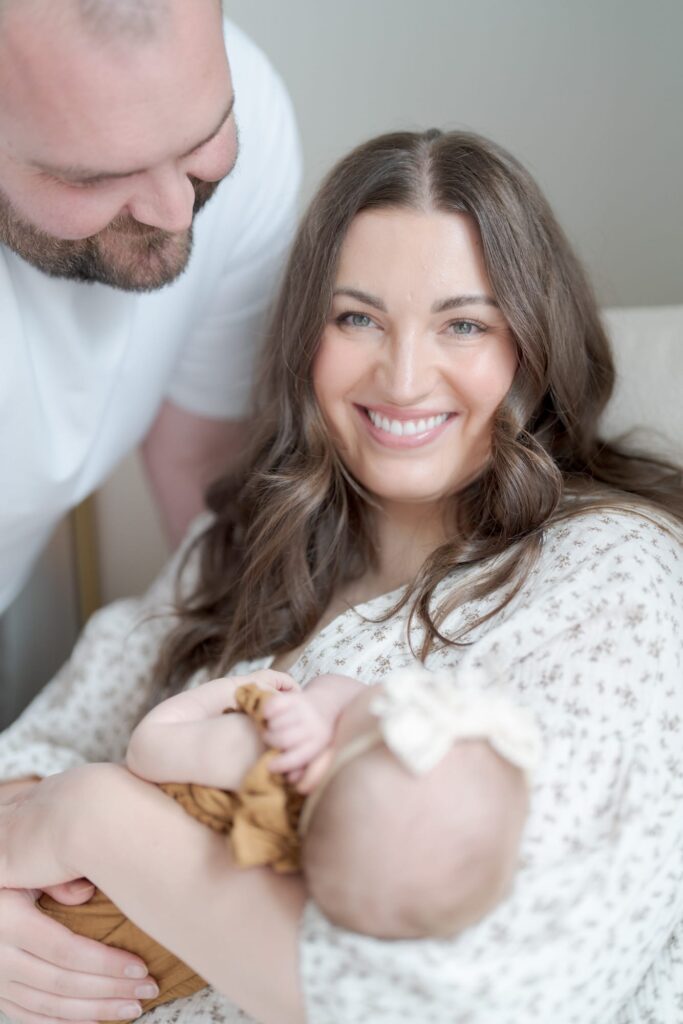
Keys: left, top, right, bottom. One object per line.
{"left": 449, "top": 320, "right": 483, "bottom": 336}
{"left": 339, "top": 312, "right": 373, "bottom": 328}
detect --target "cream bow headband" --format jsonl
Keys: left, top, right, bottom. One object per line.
{"left": 369, "top": 664, "right": 542, "bottom": 781}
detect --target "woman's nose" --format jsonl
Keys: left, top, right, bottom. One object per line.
{"left": 376, "top": 333, "right": 436, "bottom": 403}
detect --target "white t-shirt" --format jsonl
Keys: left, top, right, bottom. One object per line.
{"left": 0, "top": 19, "right": 302, "bottom": 614}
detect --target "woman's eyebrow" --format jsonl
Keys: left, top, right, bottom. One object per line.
{"left": 333, "top": 287, "right": 387, "bottom": 312}
{"left": 333, "top": 289, "right": 500, "bottom": 314}
{"left": 432, "top": 294, "right": 499, "bottom": 313}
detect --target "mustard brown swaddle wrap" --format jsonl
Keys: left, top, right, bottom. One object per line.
{"left": 39, "top": 684, "right": 305, "bottom": 1023}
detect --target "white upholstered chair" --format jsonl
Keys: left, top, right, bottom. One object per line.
{"left": 602, "top": 305, "right": 683, "bottom": 457}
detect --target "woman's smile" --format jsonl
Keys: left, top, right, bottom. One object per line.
{"left": 356, "top": 404, "right": 458, "bottom": 449}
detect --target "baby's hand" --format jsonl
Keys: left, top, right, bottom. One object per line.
{"left": 263, "top": 691, "right": 333, "bottom": 779}
{"left": 236, "top": 668, "right": 301, "bottom": 695}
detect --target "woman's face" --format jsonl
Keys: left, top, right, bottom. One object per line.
{"left": 313, "top": 207, "right": 517, "bottom": 515}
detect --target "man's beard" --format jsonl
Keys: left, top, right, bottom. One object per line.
{"left": 0, "top": 176, "right": 220, "bottom": 292}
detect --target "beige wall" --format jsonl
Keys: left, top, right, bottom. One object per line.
{"left": 98, "top": 0, "right": 683, "bottom": 602}
{"left": 230, "top": 0, "right": 683, "bottom": 306}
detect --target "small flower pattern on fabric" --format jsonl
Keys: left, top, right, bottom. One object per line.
{"left": 0, "top": 509, "right": 681, "bottom": 1023}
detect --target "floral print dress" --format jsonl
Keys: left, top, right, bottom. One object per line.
{"left": 0, "top": 509, "right": 681, "bottom": 1024}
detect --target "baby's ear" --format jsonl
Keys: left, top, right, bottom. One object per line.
{"left": 296, "top": 748, "right": 333, "bottom": 794}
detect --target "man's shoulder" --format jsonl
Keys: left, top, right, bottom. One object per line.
{"left": 221, "top": 17, "right": 294, "bottom": 125}
{"left": 182, "top": 20, "right": 301, "bottom": 283}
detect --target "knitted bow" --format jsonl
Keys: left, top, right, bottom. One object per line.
{"left": 370, "top": 664, "right": 542, "bottom": 780}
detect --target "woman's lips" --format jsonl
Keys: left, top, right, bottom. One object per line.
{"left": 355, "top": 405, "right": 457, "bottom": 448}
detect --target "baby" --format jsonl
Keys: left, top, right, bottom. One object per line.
{"left": 127, "top": 665, "right": 540, "bottom": 940}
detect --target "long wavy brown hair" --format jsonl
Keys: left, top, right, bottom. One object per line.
{"left": 154, "top": 129, "right": 683, "bottom": 695}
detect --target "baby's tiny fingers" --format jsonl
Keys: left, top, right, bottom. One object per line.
{"left": 261, "top": 694, "right": 294, "bottom": 718}
{"left": 263, "top": 707, "right": 307, "bottom": 731}
{"left": 274, "top": 677, "right": 300, "bottom": 692}
{"left": 247, "top": 669, "right": 298, "bottom": 692}
{"left": 263, "top": 723, "right": 313, "bottom": 749}
{"left": 270, "top": 742, "right": 321, "bottom": 774}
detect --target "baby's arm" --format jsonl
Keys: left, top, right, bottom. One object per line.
{"left": 263, "top": 673, "right": 366, "bottom": 779}
{"left": 126, "top": 669, "right": 298, "bottom": 789}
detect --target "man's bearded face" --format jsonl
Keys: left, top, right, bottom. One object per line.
{"left": 0, "top": 176, "right": 220, "bottom": 292}
{"left": 0, "top": 0, "right": 235, "bottom": 292}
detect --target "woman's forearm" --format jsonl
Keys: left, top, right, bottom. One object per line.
{"left": 74, "top": 764, "right": 307, "bottom": 1024}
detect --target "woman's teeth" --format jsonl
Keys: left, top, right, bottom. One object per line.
{"left": 366, "top": 410, "right": 449, "bottom": 436}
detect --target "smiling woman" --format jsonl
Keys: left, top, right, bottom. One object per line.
{"left": 154, "top": 127, "right": 682, "bottom": 686}
{"left": 0, "top": 129, "right": 681, "bottom": 1024}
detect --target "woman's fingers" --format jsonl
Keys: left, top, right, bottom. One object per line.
{"left": 3, "top": 982, "right": 143, "bottom": 1022}
{"left": 9, "top": 948, "right": 158, "bottom": 1002}
{"left": 0, "top": 890, "right": 155, "bottom": 1017}
{"left": 0, "top": 996, "right": 97, "bottom": 1024}
{"left": 42, "top": 881, "right": 96, "bottom": 906}
{"left": 12, "top": 902, "right": 146, "bottom": 979}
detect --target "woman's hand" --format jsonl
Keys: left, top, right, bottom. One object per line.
{"left": 5, "top": 763, "right": 306, "bottom": 1024}
{"left": 0, "top": 768, "right": 98, "bottom": 892}
{"left": 0, "top": 886, "right": 159, "bottom": 1024}
{"left": 0, "top": 772, "right": 158, "bottom": 1022}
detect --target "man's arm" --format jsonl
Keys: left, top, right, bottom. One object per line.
{"left": 141, "top": 400, "right": 249, "bottom": 547}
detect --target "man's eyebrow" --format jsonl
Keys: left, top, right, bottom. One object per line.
{"left": 35, "top": 95, "right": 235, "bottom": 184}
{"left": 333, "top": 287, "right": 387, "bottom": 312}
{"left": 432, "top": 294, "right": 499, "bottom": 313}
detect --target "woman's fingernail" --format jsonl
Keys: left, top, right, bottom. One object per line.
{"left": 117, "top": 1003, "right": 142, "bottom": 1019}
{"left": 123, "top": 964, "right": 147, "bottom": 979}
{"left": 135, "top": 984, "right": 159, "bottom": 1000}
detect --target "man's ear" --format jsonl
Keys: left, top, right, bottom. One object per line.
{"left": 296, "top": 748, "right": 333, "bottom": 795}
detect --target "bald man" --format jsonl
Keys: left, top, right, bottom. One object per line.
{"left": 0, "top": 0, "right": 301, "bottom": 613}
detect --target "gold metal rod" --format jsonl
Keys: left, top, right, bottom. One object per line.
{"left": 70, "top": 495, "right": 101, "bottom": 624}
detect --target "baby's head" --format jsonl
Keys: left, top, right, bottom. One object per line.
{"left": 298, "top": 686, "right": 530, "bottom": 939}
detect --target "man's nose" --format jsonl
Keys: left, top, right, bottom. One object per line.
{"left": 125, "top": 166, "right": 196, "bottom": 233}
